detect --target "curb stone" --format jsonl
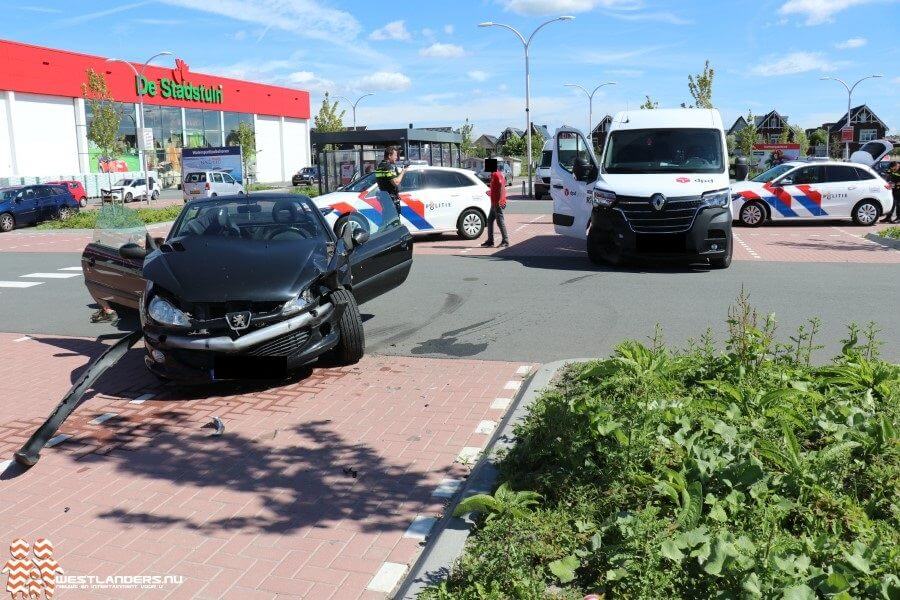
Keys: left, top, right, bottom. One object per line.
{"left": 394, "top": 358, "right": 598, "bottom": 599}
{"left": 865, "top": 232, "right": 900, "bottom": 250}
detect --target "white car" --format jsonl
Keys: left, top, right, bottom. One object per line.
{"left": 106, "top": 176, "right": 159, "bottom": 202}
{"left": 182, "top": 170, "right": 244, "bottom": 201}
{"left": 731, "top": 159, "right": 892, "bottom": 227}
{"left": 312, "top": 166, "right": 491, "bottom": 239}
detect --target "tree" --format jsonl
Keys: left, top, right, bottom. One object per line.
{"left": 314, "top": 91, "right": 345, "bottom": 132}
{"left": 809, "top": 128, "right": 828, "bottom": 147}
{"left": 735, "top": 111, "right": 760, "bottom": 159}
{"left": 500, "top": 133, "right": 525, "bottom": 158}
{"left": 640, "top": 95, "right": 659, "bottom": 110}
{"left": 233, "top": 122, "right": 256, "bottom": 185}
{"left": 460, "top": 119, "right": 476, "bottom": 158}
{"left": 777, "top": 126, "right": 791, "bottom": 144}
{"left": 687, "top": 60, "right": 714, "bottom": 109}
{"left": 790, "top": 125, "right": 809, "bottom": 156}
{"left": 726, "top": 133, "right": 736, "bottom": 156}
{"left": 82, "top": 68, "right": 125, "bottom": 193}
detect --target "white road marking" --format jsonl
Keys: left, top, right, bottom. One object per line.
{"left": 20, "top": 273, "right": 80, "bottom": 279}
{"left": 732, "top": 232, "right": 761, "bottom": 260}
{"left": 13, "top": 336, "right": 32, "bottom": 343}
{"left": 0, "top": 281, "right": 42, "bottom": 288}
{"left": 90, "top": 413, "right": 117, "bottom": 425}
{"left": 456, "top": 447, "right": 482, "bottom": 464}
{"left": 367, "top": 562, "right": 407, "bottom": 593}
{"left": 46, "top": 434, "right": 71, "bottom": 448}
{"left": 475, "top": 420, "right": 497, "bottom": 435}
{"left": 130, "top": 393, "right": 155, "bottom": 404}
{"left": 432, "top": 478, "right": 463, "bottom": 498}
{"left": 58, "top": 267, "right": 84, "bottom": 271}
{"left": 503, "top": 380, "right": 521, "bottom": 391}
{"left": 490, "top": 398, "right": 512, "bottom": 410}
{"left": 833, "top": 226, "right": 881, "bottom": 245}
{"left": 404, "top": 515, "right": 437, "bottom": 541}
{"left": 516, "top": 365, "right": 532, "bottom": 376}
{"left": 0, "top": 460, "right": 12, "bottom": 472}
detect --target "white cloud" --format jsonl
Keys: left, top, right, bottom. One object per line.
{"left": 581, "top": 45, "right": 664, "bottom": 65}
{"left": 835, "top": 37, "right": 867, "bottom": 49}
{"left": 358, "top": 71, "right": 411, "bottom": 91}
{"left": 419, "top": 43, "right": 465, "bottom": 58}
{"left": 18, "top": 5, "right": 63, "bottom": 12}
{"left": 233, "top": 29, "right": 247, "bottom": 40}
{"left": 422, "top": 27, "right": 435, "bottom": 38}
{"left": 499, "top": 0, "right": 638, "bottom": 15}
{"left": 468, "top": 70, "right": 490, "bottom": 82}
{"left": 607, "top": 68, "right": 644, "bottom": 77}
{"left": 444, "top": 24, "right": 454, "bottom": 34}
{"left": 605, "top": 10, "right": 691, "bottom": 24}
{"left": 778, "top": 0, "right": 876, "bottom": 25}
{"left": 369, "top": 20, "right": 411, "bottom": 41}
{"left": 750, "top": 51, "right": 836, "bottom": 76}
{"left": 285, "top": 70, "right": 335, "bottom": 93}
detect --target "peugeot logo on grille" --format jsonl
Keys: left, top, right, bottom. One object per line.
{"left": 226, "top": 311, "right": 251, "bottom": 331}
{"left": 650, "top": 193, "right": 667, "bottom": 211}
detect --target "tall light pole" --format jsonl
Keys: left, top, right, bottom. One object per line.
{"left": 480, "top": 16, "right": 574, "bottom": 198}
{"left": 819, "top": 74, "right": 881, "bottom": 159}
{"left": 564, "top": 81, "right": 616, "bottom": 145}
{"left": 107, "top": 51, "right": 173, "bottom": 203}
{"left": 339, "top": 93, "right": 375, "bottom": 129}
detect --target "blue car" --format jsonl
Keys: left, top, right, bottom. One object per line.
{"left": 0, "top": 184, "right": 80, "bottom": 232}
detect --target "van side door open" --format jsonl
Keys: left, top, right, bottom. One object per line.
{"left": 551, "top": 127, "right": 598, "bottom": 240}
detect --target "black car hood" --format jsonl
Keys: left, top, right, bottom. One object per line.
{"left": 143, "top": 235, "right": 330, "bottom": 303}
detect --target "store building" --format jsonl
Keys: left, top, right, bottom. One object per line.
{"left": 0, "top": 39, "right": 311, "bottom": 188}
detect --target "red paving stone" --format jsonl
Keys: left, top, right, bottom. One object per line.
{"left": 0, "top": 332, "right": 533, "bottom": 599}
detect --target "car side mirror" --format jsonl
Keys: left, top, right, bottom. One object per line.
{"left": 119, "top": 243, "right": 148, "bottom": 261}
{"left": 778, "top": 178, "right": 792, "bottom": 186}
{"left": 573, "top": 158, "right": 593, "bottom": 182}
{"left": 351, "top": 229, "right": 369, "bottom": 247}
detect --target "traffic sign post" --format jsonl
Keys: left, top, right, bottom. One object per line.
{"left": 841, "top": 126, "right": 854, "bottom": 143}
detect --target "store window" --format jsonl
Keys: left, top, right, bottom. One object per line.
{"left": 224, "top": 111, "right": 254, "bottom": 146}
{"left": 204, "top": 110, "right": 223, "bottom": 146}
{"left": 184, "top": 109, "right": 205, "bottom": 148}
{"left": 84, "top": 101, "right": 139, "bottom": 174}
{"left": 142, "top": 105, "right": 184, "bottom": 189}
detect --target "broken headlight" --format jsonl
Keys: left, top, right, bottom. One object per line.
{"left": 282, "top": 288, "right": 314, "bottom": 316}
{"left": 701, "top": 189, "right": 731, "bottom": 208}
{"left": 591, "top": 188, "right": 617, "bottom": 207}
{"left": 148, "top": 296, "right": 191, "bottom": 327}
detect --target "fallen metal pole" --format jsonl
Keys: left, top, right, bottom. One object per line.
{"left": 14, "top": 330, "right": 142, "bottom": 468}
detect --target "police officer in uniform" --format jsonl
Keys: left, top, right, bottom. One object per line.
{"left": 375, "top": 146, "right": 405, "bottom": 218}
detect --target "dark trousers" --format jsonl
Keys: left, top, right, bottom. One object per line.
{"left": 886, "top": 191, "right": 900, "bottom": 221}
{"left": 486, "top": 204, "right": 508, "bottom": 243}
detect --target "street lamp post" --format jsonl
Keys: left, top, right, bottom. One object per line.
{"left": 339, "top": 93, "right": 375, "bottom": 129}
{"left": 819, "top": 74, "right": 882, "bottom": 160}
{"left": 107, "top": 51, "right": 174, "bottom": 203}
{"left": 480, "top": 16, "right": 574, "bottom": 198}
{"left": 564, "top": 81, "right": 616, "bottom": 145}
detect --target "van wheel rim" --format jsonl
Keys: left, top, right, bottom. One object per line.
{"left": 857, "top": 204, "right": 877, "bottom": 224}
{"left": 742, "top": 205, "right": 762, "bottom": 225}
{"left": 463, "top": 213, "right": 482, "bottom": 235}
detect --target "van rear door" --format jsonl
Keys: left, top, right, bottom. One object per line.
{"left": 551, "top": 127, "right": 598, "bottom": 239}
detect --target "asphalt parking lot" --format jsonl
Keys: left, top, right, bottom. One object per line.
{"left": 0, "top": 203, "right": 897, "bottom": 599}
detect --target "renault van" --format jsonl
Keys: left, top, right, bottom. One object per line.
{"left": 550, "top": 108, "right": 733, "bottom": 268}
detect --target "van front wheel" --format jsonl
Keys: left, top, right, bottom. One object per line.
{"left": 586, "top": 224, "right": 621, "bottom": 266}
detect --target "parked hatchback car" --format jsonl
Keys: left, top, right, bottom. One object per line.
{"left": 313, "top": 166, "right": 491, "bottom": 240}
{"left": 81, "top": 193, "right": 412, "bottom": 382}
{"left": 104, "top": 177, "right": 160, "bottom": 203}
{"left": 731, "top": 160, "right": 892, "bottom": 226}
{"left": 46, "top": 180, "right": 88, "bottom": 207}
{"left": 292, "top": 167, "right": 320, "bottom": 186}
{"left": 183, "top": 171, "right": 244, "bottom": 201}
{"left": 0, "top": 184, "right": 80, "bottom": 232}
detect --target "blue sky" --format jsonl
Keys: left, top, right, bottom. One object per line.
{"left": 5, "top": 0, "right": 899, "bottom": 137}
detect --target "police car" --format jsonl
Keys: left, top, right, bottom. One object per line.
{"left": 313, "top": 166, "right": 491, "bottom": 239}
{"left": 731, "top": 159, "right": 892, "bottom": 227}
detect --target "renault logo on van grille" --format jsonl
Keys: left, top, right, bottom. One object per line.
{"left": 226, "top": 311, "right": 251, "bottom": 332}
{"left": 650, "top": 193, "right": 667, "bottom": 211}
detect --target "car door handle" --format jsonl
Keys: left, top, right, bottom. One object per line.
{"left": 847, "top": 186, "right": 856, "bottom": 190}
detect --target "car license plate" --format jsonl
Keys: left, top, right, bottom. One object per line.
{"left": 190, "top": 190, "right": 200, "bottom": 194}
{"left": 213, "top": 355, "right": 287, "bottom": 380}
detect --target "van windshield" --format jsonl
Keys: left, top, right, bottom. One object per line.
{"left": 540, "top": 150, "right": 552, "bottom": 168}
{"left": 603, "top": 128, "right": 724, "bottom": 174}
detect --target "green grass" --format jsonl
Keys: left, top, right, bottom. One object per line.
{"left": 425, "top": 293, "right": 899, "bottom": 600}
{"left": 289, "top": 185, "right": 320, "bottom": 198}
{"left": 37, "top": 204, "right": 183, "bottom": 230}
{"left": 247, "top": 183, "right": 278, "bottom": 191}
{"left": 877, "top": 226, "right": 900, "bottom": 240}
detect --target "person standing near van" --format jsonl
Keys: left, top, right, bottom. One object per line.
{"left": 481, "top": 159, "right": 509, "bottom": 248}
{"left": 881, "top": 161, "right": 900, "bottom": 223}
{"left": 375, "top": 146, "right": 405, "bottom": 217}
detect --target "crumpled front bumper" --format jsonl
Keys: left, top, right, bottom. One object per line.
{"left": 142, "top": 302, "right": 342, "bottom": 382}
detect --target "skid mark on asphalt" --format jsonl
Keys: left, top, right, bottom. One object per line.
{"left": 409, "top": 315, "right": 519, "bottom": 358}
{"left": 368, "top": 292, "right": 467, "bottom": 351}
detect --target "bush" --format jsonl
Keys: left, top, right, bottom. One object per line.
{"left": 37, "top": 204, "right": 183, "bottom": 230}
{"left": 425, "top": 294, "right": 900, "bottom": 599}
{"left": 290, "top": 185, "right": 320, "bottom": 198}
{"left": 877, "top": 226, "right": 900, "bottom": 240}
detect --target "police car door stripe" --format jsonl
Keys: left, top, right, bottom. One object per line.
{"left": 793, "top": 185, "right": 828, "bottom": 216}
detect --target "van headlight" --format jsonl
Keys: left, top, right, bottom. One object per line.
{"left": 701, "top": 189, "right": 731, "bottom": 208}
{"left": 282, "top": 288, "right": 314, "bottom": 315}
{"left": 591, "top": 188, "right": 617, "bottom": 207}
{"left": 148, "top": 295, "right": 191, "bottom": 327}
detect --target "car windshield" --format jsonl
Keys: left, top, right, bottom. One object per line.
{"left": 171, "top": 197, "right": 326, "bottom": 241}
{"left": 603, "top": 128, "right": 724, "bottom": 174}
{"left": 114, "top": 179, "right": 133, "bottom": 186}
{"left": 343, "top": 172, "right": 376, "bottom": 192}
{"left": 1, "top": 188, "right": 20, "bottom": 201}
{"left": 540, "top": 150, "right": 552, "bottom": 168}
{"left": 751, "top": 163, "right": 794, "bottom": 183}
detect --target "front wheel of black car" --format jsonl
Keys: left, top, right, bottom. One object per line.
{"left": 328, "top": 289, "right": 365, "bottom": 364}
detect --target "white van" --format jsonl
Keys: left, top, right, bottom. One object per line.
{"left": 534, "top": 139, "right": 553, "bottom": 199}
{"left": 182, "top": 170, "right": 244, "bottom": 201}
{"left": 551, "top": 108, "right": 733, "bottom": 268}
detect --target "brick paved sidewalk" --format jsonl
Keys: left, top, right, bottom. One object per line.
{"left": 0, "top": 333, "right": 534, "bottom": 599}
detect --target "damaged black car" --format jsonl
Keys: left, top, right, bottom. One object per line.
{"left": 82, "top": 193, "right": 412, "bottom": 383}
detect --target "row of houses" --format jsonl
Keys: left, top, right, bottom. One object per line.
{"left": 727, "top": 106, "right": 889, "bottom": 152}
{"left": 473, "top": 124, "right": 554, "bottom": 155}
